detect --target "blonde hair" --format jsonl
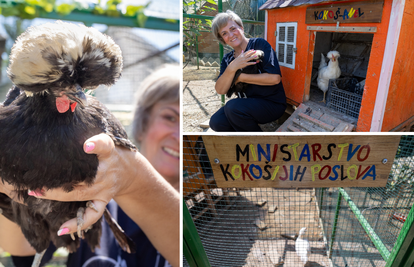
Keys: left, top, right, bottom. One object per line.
{"left": 212, "top": 10, "right": 244, "bottom": 45}
{"left": 132, "top": 64, "right": 180, "bottom": 144}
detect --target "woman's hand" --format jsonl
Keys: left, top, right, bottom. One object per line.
{"left": 31, "top": 133, "right": 180, "bottom": 266}
{"left": 31, "top": 133, "right": 137, "bottom": 234}
{"left": 227, "top": 50, "right": 259, "bottom": 73}
{"left": 215, "top": 50, "right": 261, "bottom": 94}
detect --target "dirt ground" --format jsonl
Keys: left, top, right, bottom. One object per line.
{"left": 185, "top": 186, "right": 396, "bottom": 267}
{"left": 183, "top": 64, "right": 280, "bottom": 132}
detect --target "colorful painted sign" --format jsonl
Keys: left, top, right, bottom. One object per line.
{"left": 203, "top": 135, "right": 400, "bottom": 188}
{"left": 305, "top": 1, "right": 384, "bottom": 24}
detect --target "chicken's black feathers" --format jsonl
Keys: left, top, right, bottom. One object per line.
{"left": 0, "top": 21, "right": 136, "bottom": 255}
{"left": 226, "top": 50, "right": 264, "bottom": 98}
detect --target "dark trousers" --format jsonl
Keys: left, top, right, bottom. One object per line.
{"left": 209, "top": 98, "right": 286, "bottom": 132}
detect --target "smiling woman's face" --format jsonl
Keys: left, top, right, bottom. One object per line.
{"left": 220, "top": 20, "right": 245, "bottom": 48}
{"left": 139, "top": 101, "right": 180, "bottom": 187}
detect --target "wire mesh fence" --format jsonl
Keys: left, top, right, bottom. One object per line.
{"left": 183, "top": 135, "right": 414, "bottom": 267}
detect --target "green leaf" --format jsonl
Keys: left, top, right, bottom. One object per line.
{"left": 56, "top": 3, "right": 75, "bottom": 16}
{"left": 126, "top": 5, "right": 144, "bottom": 16}
{"left": 206, "top": 0, "right": 216, "bottom": 4}
{"left": 136, "top": 11, "right": 147, "bottom": 27}
{"left": 165, "top": 18, "right": 178, "bottom": 23}
{"left": 43, "top": 3, "right": 53, "bottom": 13}
{"left": 187, "top": 1, "right": 195, "bottom": 5}
{"left": 24, "top": 5, "right": 36, "bottom": 15}
{"left": 106, "top": 4, "right": 120, "bottom": 17}
{"left": 1, "top": 6, "right": 20, "bottom": 16}
{"left": 106, "top": 0, "right": 122, "bottom": 6}
{"left": 203, "top": 6, "right": 216, "bottom": 10}
{"left": 25, "top": 0, "right": 41, "bottom": 6}
{"left": 92, "top": 6, "right": 105, "bottom": 15}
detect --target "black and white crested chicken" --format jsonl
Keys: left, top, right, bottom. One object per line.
{"left": 317, "top": 50, "right": 341, "bottom": 103}
{"left": 0, "top": 21, "right": 136, "bottom": 266}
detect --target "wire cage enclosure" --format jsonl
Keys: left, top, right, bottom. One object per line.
{"left": 326, "top": 78, "right": 364, "bottom": 119}
{"left": 183, "top": 135, "right": 414, "bottom": 267}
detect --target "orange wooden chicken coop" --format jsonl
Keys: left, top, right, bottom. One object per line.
{"left": 260, "top": 0, "right": 414, "bottom": 132}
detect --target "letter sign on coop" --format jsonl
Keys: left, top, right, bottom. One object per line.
{"left": 305, "top": 1, "right": 384, "bottom": 24}
{"left": 203, "top": 135, "right": 400, "bottom": 188}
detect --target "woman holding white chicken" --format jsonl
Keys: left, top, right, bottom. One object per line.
{"left": 210, "top": 10, "right": 287, "bottom": 132}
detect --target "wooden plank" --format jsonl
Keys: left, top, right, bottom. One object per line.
{"left": 293, "top": 118, "right": 326, "bottom": 132}
{"left": 203, "top": 135, "right": 401, "bottom": 189}
{"left": 298, "top": 113, "right": 335, "bottom": 131}
{"left": 307, "top": 26, "right": 378, "bottom": 33}
{"left": 334, "top": 122, "right": 352, "bottom": 132}
{"left": 268, "top": 204, "right": 277, "bottom": 213}
{"left": 254, "top": 219, "right": 267, "bottom": 230}
{"left": 287, "top": 125, "right": 303, "bottom": 132}
{"left": 277, "top": 102, "right": 356, "bottom": 132}
{"left": 306, "top": 1, "right": 384, "bottom": 24}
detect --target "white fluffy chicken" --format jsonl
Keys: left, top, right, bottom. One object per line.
{"left": 295, "top": 227, "right": 311, "bottom": 266}
{"left": 317, "top": 50, "right": 341, "bottom": 103}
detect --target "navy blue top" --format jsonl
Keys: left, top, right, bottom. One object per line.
{"left": 12, "top": 200, "right": 170, "bottom": 267}
{"left": 67, "top": 200, "right": 171, "bottom": 267}
{"left": 218, "top": 38, "right": 286, "bottom": 104}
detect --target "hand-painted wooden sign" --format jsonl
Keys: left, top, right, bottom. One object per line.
{"left": 306, "top": 1, "right": 384, "bottom": 24}
{"left": 203, "top": 135, "right": 400, "bottom": 188}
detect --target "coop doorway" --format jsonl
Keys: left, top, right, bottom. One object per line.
{"left": 309, "top": 31, "right": 374, "bottom": 121}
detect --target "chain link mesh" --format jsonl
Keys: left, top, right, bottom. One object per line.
{"left": 183, "top": 135, "right": 414, "bottom": 267}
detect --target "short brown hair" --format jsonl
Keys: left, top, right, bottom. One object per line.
{"left": 132, "top": 64, "right": 179, "bottom": 144}
{"left": 212, "top": 10, "right": 244, "bottom": 45}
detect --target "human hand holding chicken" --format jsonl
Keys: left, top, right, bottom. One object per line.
{"left": 30, "top": 133, "right": 180, "bottom": 266}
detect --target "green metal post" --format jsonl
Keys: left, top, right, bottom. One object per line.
{"left": 196, "top": 35, "right": 199, "bottom": 70}
{"left": 183, "top": 200, "right": 211, "bottom": 267}
{"left": 339, "top": 188, "right": 391, "bottom": 261}
{"left": 218, "top": 0, "right": 225, "bottom": 106}
{"left": 38, "top": 10, "right": 179, "bottom": 31}
{"left": 319, "top": 188, "right": 325, "bottom": 218}
{"left": 386, "top": 203, "right": 414, "bottom": 267}
{"left": 194, "top": 3, "right": 199, "bottom": 70}
{"left": 329, "top": 189, "right": 342, "bottom": 258}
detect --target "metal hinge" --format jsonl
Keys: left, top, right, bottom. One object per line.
{"left": 274, "top": 30, "right": 277, "bottom": 36}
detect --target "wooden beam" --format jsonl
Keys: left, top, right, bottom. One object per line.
{"left": 307, "top": 26, "right": 377, "bottom": 33}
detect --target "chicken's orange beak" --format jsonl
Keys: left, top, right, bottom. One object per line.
{"left": 332, "top": 56, "right": 336, "bottom": 62}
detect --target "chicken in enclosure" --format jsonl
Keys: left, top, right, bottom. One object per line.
{"left": 295, "top": 227, "right": 311, "bottom": 266}
{"left": 226, "top": 50, "right": 264, "bottom": 98}
{"left": 0, "top": 21, "right": 137, "bottom": 267}
{"left": 317, "top": 50, "right": 341, "bottom": 103}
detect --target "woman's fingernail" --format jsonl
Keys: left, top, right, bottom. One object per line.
{"left": 28, "top": 189, "right": 44, "bottom": 197}
{"left": 58, "top": 228, "right": 70, "bottom": 236}
{"left": 85, "top": 142, "right": 95, "bottom": 153}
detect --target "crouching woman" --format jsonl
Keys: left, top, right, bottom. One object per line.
{"left": 210, "top": 10, "right": 287, "bottom": 132}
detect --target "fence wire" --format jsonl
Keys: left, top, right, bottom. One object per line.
{"left": 183, "top": 135, "right": 414, "bottom": 267}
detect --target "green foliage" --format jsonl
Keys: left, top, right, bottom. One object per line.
{"left": 56, "top": 3, "right": 75, "bottom": 16}
{"left": 0, "top": 0, "right": 150, "bottom": 27}
{"left": 183, "top": 0, "right": 216, "bottom": 58}
{"left": 125, "top": 2, "right": 150, "bottom": 27}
